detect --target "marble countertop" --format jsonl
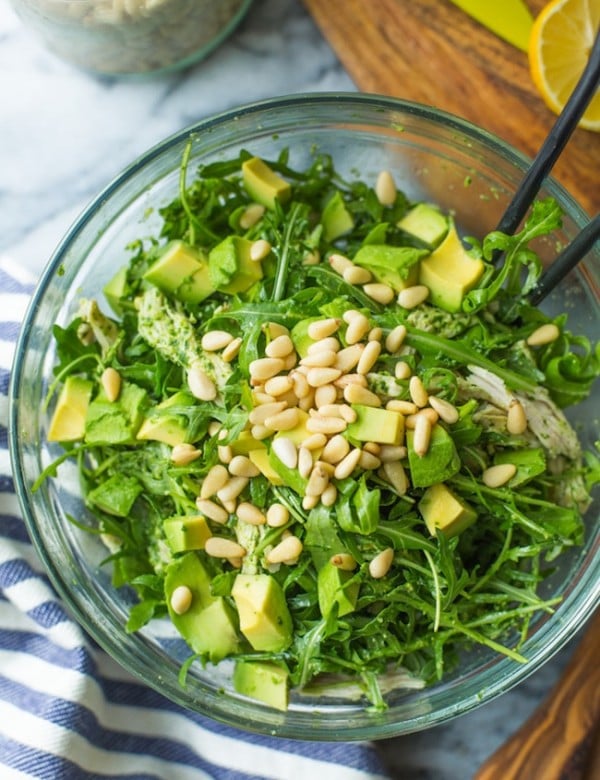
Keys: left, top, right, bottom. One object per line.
{"left": 0, "top": 1, "right": 588, "bottom": 777}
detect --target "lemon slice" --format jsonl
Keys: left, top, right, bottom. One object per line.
{"left": 528, "top": 0, "right": 600, "bottom": 131}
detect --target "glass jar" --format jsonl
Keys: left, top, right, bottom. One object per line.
{"left": 10, "top": 0, "right": 253, "bottom": 76}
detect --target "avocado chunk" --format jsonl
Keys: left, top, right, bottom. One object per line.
{"left": 347, "top": 404, "right": 405, "bottom": 446}
{"left": 165, "top": 552, "right": 240, "bottom": 663}
{"left": 250, "top": 448, "right": 285, "bottom": 485}
{"left": 144, "top": 241, "right": 215, "bottom": 304}
{"left": 322, "top": 190, "right": 354, "bottom": 242}
{"left": 318, "top": 560, "right": 359, "bottom": 618}
{"left": 233, "top": 661, "right": 289, "bottom": 711}
{"left": 231, "top": 431, "right": 267, "bottom": 456}
{"left": 242, "top": 156, "right": 291, "bottom": 210}
{"left": 406, "top": 425, "right": 461, "bottom": 487}
{"left": 85, "top": 381, "right": 147, "bottom": 446}
{"left": 164, "top": 515, "right": 212, "bottom": 553}
{"left": 103, "top": 266, "right": 128, "bottom": 316}
{"left": 88, "top": 474, "right": 142, "bottom": 517}
{"left": 352, "top": 244, "right": 427, "bottom": 292}
{"left": 418, "top": 222, "right": 485, "bottom": 313}
{"left": 209, "top": 235, "right": 263, "bottom": 295}
{"left": 136, "top": 391, "right": 193, "bottom": 446}
{"left": 419, "top": 482, "right": 477, "bottom": 537}
{"left": 494, "top": 447, "right": 546, "bottom": 486}
{"left": 231, "top": 573, "right": 293, "bottom": 652}
{"left": 47, "top": 375, "right": 94, "bottom": 442}
{"left": 397, "top": 203, "right": 449, "bottom": 247}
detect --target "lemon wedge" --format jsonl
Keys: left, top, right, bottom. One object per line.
{"left": 528, "top": 0, "right": 600, "bottom": 131}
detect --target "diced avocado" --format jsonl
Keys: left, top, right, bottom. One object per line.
{"left": 249, "top": 448, "right": 284, "bottom": 485}
{"left": 397, "top": 203, "right": 449, "bottom": 246}
{"left": 233, "top": 661, "right": 289, "bottom": 711}
{"left": 208, "top": 235, "right": 263, "bottom": 295}
{"left": 273, "top": 409, "right": 310, "bottom": 447}
{"left": 242, "top": 156, "right": 291, "bottom": 210}
{"left": 163, "top": 515, "right": 212, "bottom": 553}
{"left": 318, "top": 560, "right": 359, "bottom": 618}
{"left": 418, "top": 222, "right": 485, "bottom": 313}
{"left": 47, "top": 375, "right": 94, "bottom": 442}
{"left": 418, "top": 482, "right": 477, "bottom": 537}
{"left": 85, "top": 381, "right": 147, "bottom": 446}
{"left": 494, "top": 448, "right": 546, "bottom": 486}
{"left": 352, "top": 244, "right": 427, "bottom": 292}
{"left": 136, "top": 391, "right": 193, "bottom": 446}
{"left": 144, "top": 241, "right": 215, "bottom": 304}
{"left": 165, "top": 552, "right": 240, "bottom": 663}
{"left": 88, "top": 474, "right": 142, "bottom": 517}
{"left": 406, "top": 425, "right": 461, "bottom": 488}
{"left": 103, "top": 266, "right": 128, "bottom": 316}
{"left": 347, "top": 404, "right": 405, "bottom": 446}
{"left": 231, "top": 431, "right": 267, "bottom": 456}
{"left": 231, "top": 573, "right": 293, "bottom": 652}
{"left": 322, "top": 190, "right": 354, "bottom": 242}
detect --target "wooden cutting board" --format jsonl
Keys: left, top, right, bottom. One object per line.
{"left": 303, "top": 0, "right": 598, "bottom": 217}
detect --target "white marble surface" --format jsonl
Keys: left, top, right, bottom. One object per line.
{"left": 0, "top": 1, "right": 586, "bottom": 777}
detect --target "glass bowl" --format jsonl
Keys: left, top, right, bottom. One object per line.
{"left": 9, "top": 0, "right": 253, "bottom": 75}
{"left": 9, "top": 93, "right": 599, "bottom": 740}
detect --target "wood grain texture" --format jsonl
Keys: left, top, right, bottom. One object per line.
{"left": 302, "top": 0, "right": 598, "bottom": 216}
{"left": 474, "top": 611, "right": 600, "bottom": 780}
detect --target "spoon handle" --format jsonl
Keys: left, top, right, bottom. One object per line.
{"left": 496, "top": 28, "right": 600, "bottom": 237}
{"left": 474, "top": 610, "right": 600, "bottom": 780}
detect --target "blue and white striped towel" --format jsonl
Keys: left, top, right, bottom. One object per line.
{"left": 0, "top": 257, "right": 391, "bottom": 780}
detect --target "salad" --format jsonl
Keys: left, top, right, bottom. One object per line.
{"left": 43, "top": 146, "right": 599, "bottom": 712}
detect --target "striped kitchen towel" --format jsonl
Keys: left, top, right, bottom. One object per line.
{"left": 0, "top": 256, "right": 391, "bottom": 780}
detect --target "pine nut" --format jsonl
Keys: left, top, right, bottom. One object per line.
{"left": 334, "top": 448, "right": 362, "bottom": 480}
{"left": 394, "top": 361, "right": 412, "bottom": 380}
{"left": 507, "top": 400, "right": 528, "bottom": 434}
{"left": 406, "top": 408, "right": 439, "bottom": 429}
{"left": 264, "top": 375, "right": 294, "bottom": 397}
{"left": 265, "top": 334, "right": 295, "bottom": 359}
{"left": 250, "top": 238, "right": 272, "bottom": 262}
{"left": 302, "top": 433, "right": 328, "bottom": 450}
{"left": 222, "top": 337, "right": 242, "bottom": 362}
{"left": 266, "top": 503, "right": 290, "bottom": 528}
{"left": 265, "top": 322, "right": 289, "bottom": 339}
{"left": 334, "top": 344, "right": 364, "bottom": 372}
{"left": 306, "top": 462, "right": 332, "bottom": 496}
{"left": 306, "top": 415, "right": 347, "bottom": 435}
{"left": 266, "top": 535, "right": 303, "bottom": 564}
{"left": 342, "top": 309, "right": 362, "bottom": 323}
{"left": 217, "top": 444, "right": 233, "bottom": 464}
{"left": 298, "top": 389, "right": 316, "bottom": 411}
{"left": 329, "top": 253, "right": 354, "bottom": 275}
{"left": 196, "top": 498, "right": 229, "bottom": 524}
{"left": 264, "top": 407, "right": 300, "bottom": 431}
{"left": 239, "top": 203, "right": 265, "bottom": 230}
{"left": 249, "top": 357, "right": 285, "bottom": 382}
{"left": 379, "top": 445, "right": 408, "bottom": 462}
{"left": 303, "top": 249, "right": 320, "bottom": 265}
{"left": 171, "top": 443, "right": 201, "bottom": 466}
{"left": 375, "top": 170, "right": 397, "bottom": 206}
{"left": 237, "top": 502, "right": 266, "bottom": 525}
{"left": 429, "top": 395, "right": 459, "bottom": 424}
{"left": 335, "top": 372, "right": 368, "bottom": 389}
{"left": 368, "top": 327, "right": 383, "bottom": 342}
{"left": 188, "top": 363, "right": 217, "bottom": 401}
{"left": 344, "top": 265, "right": 372, "bottom": 285}
{"left": 369, "top": 547, "right": 394, "bottom": 579}
{"left": 357, "top": 340, "right": 381, "bottom": 375}
{"left": 314, "top": 384, "right": 338, "bottom": 408}
{"left": 300, "top": 350, "right": 338, "bottom": 368}
{"left": 345, "top": 314, "right": 371, "bottom": 345}
{"left": 482, "top": 463, "right": 517, "bottom": 488}
{"left": 251, "top": 424, "right": 272, "bottom": 440}
{"left": 253, "top": 390, "right": 276, "bottom": 405}
{"left": 343, "top": 384, "right": 382, "bottom": 407}
{"left": 409, "top": 375, "right": 429, "bottom": 408}
{"left": 385, "top": 325, "right": 407, "bottom": 354}
{"left": 228, "top": 557, "right": 243, "bottom": 569}
{"left": 363, "top": 283, "right": 395, "bottom": 304}
{"left": 101, "top": 367, "right": 121, "bottom": 402}
{"left": 398, "top": 285, "right": 429, "bottom": 309}
{"left": 290, "top": 370, "right": 310, "bottom": 399}
{"left": 320, "top": 483, "right": 338, "bottom": 506}
{"left": 363, "top": 441, "right": 381, "bottom": 456}
{"left": 200, "top": 464, "right": 230, "bottom": 499}
{"left": 307, "top": 367, "right": 342, "bottom": 387}
{"left": 338, "top": 404, "right": 357, "bottom": 422}
{"left": 298, "top": 446, "right": 314, "bottom": 479}
{"left": 308, "top": 336, "right": 341, "bottom": 354}
{"left": 208, "top": 421, "right": 221, "bottom": 437}
{"left": 383, "top": 461, "right": 409, "bottom": 495}
{"left": 317, "top": 403, "right": 349, "bottom": 419}
{"left": 308, "top": 318, "right": 340, "bottom": 341}
{"left": 302, "top": 494, "right": 320, "bottom": 510}
{"left": 359, "top": 450, "right": 381, "bottom": 470}
{"left": 271, "top": 436, "right": 298, "bottom": 469}
{"left": 282, "top": 352, "right": 297, "bottom": 371}
{"left": 322, "top": 434, "right": 351, "bottom": 464}
{"left": 170, "top": 585, "right": 193, "bottom": 615}
{"left": 228, "top": 455, "right": 260, "bottom": 478}
{"left": 412, "top": 414, "right": 432, "bottom": 457}
{"left": 221, "top": 498, "right": 237, "bottom": 515}
{"left": 526, "top": 323, "right": 560, "bottom": 347}
{"left": 386, "top": 399, "right": 418, "bottom": 415}
{"left": 205, "top": 537, "right": 247, "bottom": 559}
{"left": 201, "top": 330, "right": 233, "bottom": 351}
{"left": 330, "top": 552, "right": 357, "bottom": 571}
{"left": 249, "top": 401, "right": 287, "bottom": 425}
{"left": 217, "top": 476, "right": 249, "bottom": 503}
